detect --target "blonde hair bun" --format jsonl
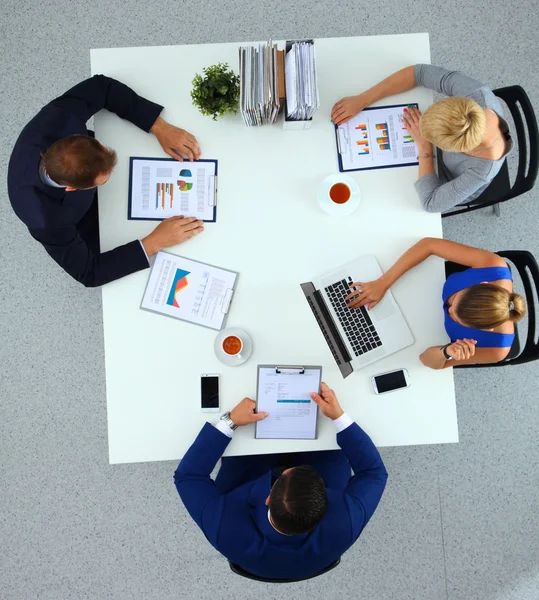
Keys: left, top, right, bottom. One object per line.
{"left": 509, "top": 292, "right": 527, "bottom": 323}
{"left": 457, "top": 284, "right": 526, "bottom": 329}
{"left": 420, "top": 97, "right": 487, "bottom": 153}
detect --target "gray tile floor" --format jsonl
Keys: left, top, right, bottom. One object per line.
{"left": 1, "top": 2, "right": 538, "bottom": 599}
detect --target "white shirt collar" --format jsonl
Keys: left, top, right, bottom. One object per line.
{"left": 267, "top": 509, "right": 292, "bottom": 536}
{"left": 39, "top": 160, "right": 66, "bottom": 188}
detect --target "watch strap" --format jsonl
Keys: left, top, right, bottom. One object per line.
{"left": 441, "top": 344, "right": 453, "bottom": 360}
{"left": 220, "top": 411, "right": 238, "bottom": 431}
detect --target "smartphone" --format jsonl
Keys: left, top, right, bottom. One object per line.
{"left": 201, "top": 374, "right": 220, "bottom": 412}
{"left": 372, "top": 368, "right": 410, "bottom": 395}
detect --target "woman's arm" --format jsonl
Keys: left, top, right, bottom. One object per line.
{"left": 420, "top": 344, "right": 509, "bottom": 369}
{"left": 414, "top": 64, "right": 487, "bottom": 98}
{"left": 416, "top": 168, "right": 492, "bottom": 213}
{"left": 331, "top": 66, "right": 417, "bottom": 125}
{"left": 347, "top": 238, "right": 506, "bottom": 309}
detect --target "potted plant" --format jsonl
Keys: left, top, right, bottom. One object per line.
{"left": 190, "top": 62, "right": 240, "bottom": 121}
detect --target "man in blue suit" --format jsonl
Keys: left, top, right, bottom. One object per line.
{"left": 8, "top": 75, "right": 204, "bottom": 287}
{"left": 175, "top": 382, "right": 388, "bottom": 581}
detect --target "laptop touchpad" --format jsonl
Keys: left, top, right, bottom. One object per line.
{"left": 370, "top": 295, "right": 396, "bottom": 320}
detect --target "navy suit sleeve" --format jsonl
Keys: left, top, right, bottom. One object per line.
{"left": 338, "top": 422, "right": 388, "bottom": 539}
{"left": 29, "top": 225, "right": 149, "bottom": 287}
{"left": 174, "top": 423, "right": 231, "bottom": 544}
{"left": 50, "top": 75, "right": 164, "bottom": 132}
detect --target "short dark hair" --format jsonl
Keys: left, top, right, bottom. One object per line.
{"left": 42, "top": 134, "right": 117, "bottom": 188}
{"left": 269, "top": 465, "right": 327, "bottom": 535}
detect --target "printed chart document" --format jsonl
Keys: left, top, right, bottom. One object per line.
{"left": 255, "top": 366, "right": 322, "bottom": 440}
{"left": 336, "top": 104, "right": 419, "bottom": 172}
{"left": 140, "top": 252, "right": 237, "bottom": 331}
{"left": 128, "top": 157, "right": 217, "bottom": 221}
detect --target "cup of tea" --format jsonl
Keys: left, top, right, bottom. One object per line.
{"left": 328, "top": 182, "right": 351, "bottom": 205}
{"left": 222, "top": 334, "right": 243, "bottom": 358}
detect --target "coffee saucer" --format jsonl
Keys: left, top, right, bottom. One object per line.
{"left": 214, "top": 327, "right": 253, "bottom": 367}
{"left": 318, "top": 174, "right": 361, "bottom": 216}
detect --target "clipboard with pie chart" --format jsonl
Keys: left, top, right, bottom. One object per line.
{"left": 128, "top": 157, "right": 218, "bottom": 222}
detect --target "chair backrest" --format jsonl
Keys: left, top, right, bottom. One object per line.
{"left": 229, "top": 557, "right": 341, "bottom": 583}
{"left": 494, "top": 86, "right": 539, "bottom": 201}
{"left": 444, "top": 251, "right": 539, "bottom": 368}
{"left": 497, "top": 251, "right": 539, "bottom": 365}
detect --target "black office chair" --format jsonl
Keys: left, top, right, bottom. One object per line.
{"left": 444, "top": 251, "right": 539, "bottom": 367}
{"left": 228, "top": 557, "right": 341, "bottom": 583}
{"left": 442, "top": 86, "right": 539, "bottom": 218}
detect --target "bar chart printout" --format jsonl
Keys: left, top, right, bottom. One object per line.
{"left": 337, "top": 104, "right": 419, "bottom": 172}
{"left": 255, "top": 367, "right": 322, "bottom": 439}
{"left": 140, "top": 251, "right": 238, "bottom": 330}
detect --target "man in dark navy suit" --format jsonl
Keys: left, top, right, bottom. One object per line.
{"left": 175, "top": 382, "right": 388, "bottom": 581}
{"left": 8, "top": 75, "right": 204, "bottom": 287}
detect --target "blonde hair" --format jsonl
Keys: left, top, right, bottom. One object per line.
{"left": 420, "top": 97, "right": 487, "bottom": 153}
{"left": 456, "top": 284, "right": 526, "bottom": 329}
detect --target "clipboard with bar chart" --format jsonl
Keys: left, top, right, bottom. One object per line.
{"left": 335, "top": 103, "right": 419, "bottom": 172}
{"left": 128, "top": 157, "right": 218, "bottom": 222}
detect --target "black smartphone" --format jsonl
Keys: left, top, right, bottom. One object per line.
{"left": 201, "top": 374, "right": 220, "bottom": 412}
{"left": 372, "top": 369, "right": 410, "bottom": 395}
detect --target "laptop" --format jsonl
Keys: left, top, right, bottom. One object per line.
{"left": 300, "top": 255, "right": 414, "bottom": 378}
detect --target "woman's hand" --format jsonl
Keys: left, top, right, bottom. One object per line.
{"left": 331, "top": 93, "right": 369, "bottom": 126}
{"left": 346, "top": 278, "right": 388, "bottom": 310}
{"left": 401, "top": 106, "right": 430, "bottom": 150}
{"left": 446, "top": 339, "right": 477, "bottom": 361}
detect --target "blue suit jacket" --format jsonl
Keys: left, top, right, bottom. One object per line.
{"left": 7, "top": 75, "right": 163, "bottom": 287}
{"left": 175, "top": 422, "right": 388, "bottom": 580}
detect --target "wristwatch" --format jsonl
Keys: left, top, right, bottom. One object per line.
{"left": 220, "top": 411, "right": 238, "bottom": 431}
{"left": 441, "top": 344, "right": 453, "bottom": 360}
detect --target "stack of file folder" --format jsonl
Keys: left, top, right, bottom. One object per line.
{"left": 284, "top": 40, "right": 320, "bottom": 122}
{"left": 238, "top": 41, "right": 285, "bottom": 126}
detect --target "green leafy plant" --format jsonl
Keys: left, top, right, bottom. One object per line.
{"left": 190, "top": 62, "right": 240, "bottom": 121}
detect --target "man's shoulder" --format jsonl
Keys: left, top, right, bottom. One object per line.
{"left": 10, "top": 100, "right": 89, "bottom": 166}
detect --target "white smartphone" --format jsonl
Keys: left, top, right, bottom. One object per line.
{"left": 201, "top": 374, "right": 220, "bottom": 412}
{"left": 372, "top": 368, "right": 410, "bottom": 395}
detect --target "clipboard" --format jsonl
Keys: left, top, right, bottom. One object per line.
{"left": 128, "top": 157, "right": 218, "bottom": 222}
{"left": 139, "top": 251, "right": 238, "bottom": 331}
{"left": 335, "top": 103, "right": 419, "bottom": 173}
{"left": 255, "top": 364, "right": 322, "bottom": 440}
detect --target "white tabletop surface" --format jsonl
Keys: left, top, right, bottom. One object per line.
{"left": 91, "top": 34, "right": 458, "bottom": 464}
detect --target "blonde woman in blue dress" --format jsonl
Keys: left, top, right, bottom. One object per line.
{"left": 346, "top": 239, "right": 526, "bottom": 369}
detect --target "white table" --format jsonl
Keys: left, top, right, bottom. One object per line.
{"left": 91, "top": 34, "right": 458, "bottom": 465}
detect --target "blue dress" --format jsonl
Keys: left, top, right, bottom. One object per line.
{"left": 442, "top": 267, "right": 515, "bottom": 348}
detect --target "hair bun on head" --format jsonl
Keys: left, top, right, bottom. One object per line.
{"left": 420, "top": 97, "right": 487, "bottom": 153}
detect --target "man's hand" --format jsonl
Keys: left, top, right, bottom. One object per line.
{"left": 230, "top": 398, "right": 268, "bottom": 427}
{"left": 150, "top": 117, "right": 201, "bottom": 162}
{"left": 310, "top": 382, "right": 344, "bottom": 420}
{"left": 141, "top": 216, "right": 203, "bottom": 256}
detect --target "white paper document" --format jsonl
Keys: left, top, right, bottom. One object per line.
{"left": 140, "top": 252, "right": 237, "bottom": 330}
{"left": 129, "top": 157, "right": 216, "bottom": 221}
{"left": 284, "top": 41, "right": 320, "bottom": 121}
{"left": 255, "top": 366, "right": 322, "bottom": 439}
{"left": 239, "top": 41, "right": 280, "bottom": 126}
{"left": 337, "top": 104, "right": 419, "bottom": 172}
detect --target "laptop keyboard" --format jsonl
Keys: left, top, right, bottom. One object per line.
{"left": 325, "top": 277, "right": 383, "bottom": 357}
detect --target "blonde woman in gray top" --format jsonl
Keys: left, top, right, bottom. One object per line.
{"left": 331, "top": 65, "right": 513, "bottom": 213}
